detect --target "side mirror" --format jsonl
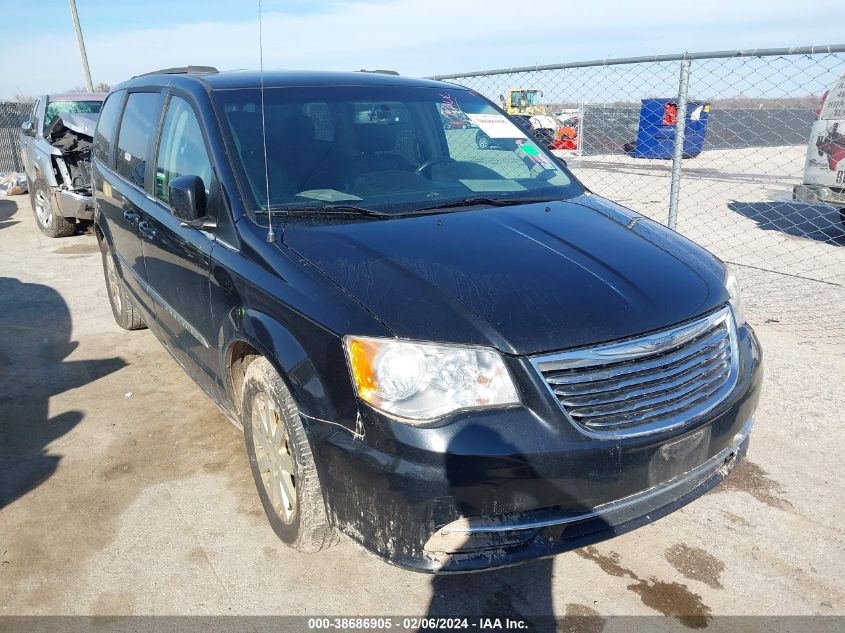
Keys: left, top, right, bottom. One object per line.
{"left": 168, "top": 175, "right": 206, "bottom": 223}
{"left": 21, "top": 121, "right": 34, "bottom": 137}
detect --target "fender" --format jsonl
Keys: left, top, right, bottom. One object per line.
{"left": 210, "top": 220, "right": 392, "bottom": 435}
{"left": 32, "top": 146, "right": 61, "bottom": 187}
{"left": 219, "top": 307, "right": 362, "bottom": 437}
{"left": 219, "top": 308, "right": 375, "bottom": 527}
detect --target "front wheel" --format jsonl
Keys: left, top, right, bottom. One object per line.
{"left": 242, "top": 357, "right": 335, "bottom": 552}
{"left": 839, "top": 209, "right": 845, "bottom": 230}
{"left": 30, "top": 178, "right": 74, "bottom": 238}
{"left": 476, "top": 132, "right": 491, "bottom": 150}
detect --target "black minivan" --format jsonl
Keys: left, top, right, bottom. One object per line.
{"left": 92, "top": 67, "right": 762, "bottom": 572}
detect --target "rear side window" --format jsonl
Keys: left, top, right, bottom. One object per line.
{"left": 93, "top": 90, "right": 125, "bottom": 166}
{"left": 115, "top": 92, "right": 162, "bottom": 188}
{"left": 154, "top": 96, "right": 213, "bottom": 204}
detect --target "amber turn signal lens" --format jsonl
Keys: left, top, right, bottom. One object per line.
{"left": 346, "top": 337, "right": 378, "bottom": 401}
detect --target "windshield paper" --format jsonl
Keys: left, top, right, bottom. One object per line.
{"left": 466, "top": 113, "right": 527, "bottom": 139}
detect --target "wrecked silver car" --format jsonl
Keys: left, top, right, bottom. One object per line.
{"left": 20, "top": 93, "right": 106, "bottom": 237}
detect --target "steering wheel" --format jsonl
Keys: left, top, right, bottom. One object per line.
{"left": 416, "top": 157, "right": 455, "bottom": 176}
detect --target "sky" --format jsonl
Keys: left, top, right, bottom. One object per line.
{"left": 2, "top": 0, "right": 845, "bottom": 100}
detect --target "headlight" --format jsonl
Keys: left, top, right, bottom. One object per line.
{"left": 725, "top": 267, "right": 746, "bottom": 325}
{"left": 344, "top": 336, "right": 519, "bottom": 422}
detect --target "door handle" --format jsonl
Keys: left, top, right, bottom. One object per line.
{"left": 138, "top": 220, "right": 156, "bottom": 240}
{"left": 123, "top": 210, "right": 141, "bottom": 225}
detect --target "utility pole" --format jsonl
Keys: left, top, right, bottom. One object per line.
{"left": 67, "top": 0, "right": 94, "bottom": 92}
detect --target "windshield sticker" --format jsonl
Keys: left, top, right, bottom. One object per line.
{"left": 439, "top": 93, "right": 469, "bottom": 127}
{"left": 459, "top": 179, "right": 527, "bottom": 192}
{"left": 514, "top": 139, "right": 555, "bottom": 170}
{"left": 466, "top": 113, "right": 527, "bottom": 139}
{"left": 295, "top": 189, "right": 363, "bottom": 202}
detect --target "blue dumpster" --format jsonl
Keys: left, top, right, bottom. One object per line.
{"left": 631, "top": 98, "right": 710, "bottom": 159}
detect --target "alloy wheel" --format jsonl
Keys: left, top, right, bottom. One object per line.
{"left": 104, "top": 252, "right": 122, "bottom": 314}
{"left": 251, "top": 390, "right": 297, "bottom": 523}
{"left": 34, "top": 189, "right": 52, "bottom": 227}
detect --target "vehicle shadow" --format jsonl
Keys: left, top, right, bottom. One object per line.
{"left": 426, "top": 558, "right": 555, "bottom": 629}
{"left": 424, "top": 425, "right": 611, "bottom": 632}
{"left": 0, "top": 277, "right": 127, "bottom": 510}
{"left": 0, "top": 197, "right": 19, "bottom": 231}
{"left": 727, "top": 200, "right": 845, "bottom": 244}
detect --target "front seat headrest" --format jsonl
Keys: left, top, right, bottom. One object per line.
{"left": 356, "top": 124, "right": 397, "bottom": 154}
{"left": 277, "top": 114, "right": 317, "bottom": 147}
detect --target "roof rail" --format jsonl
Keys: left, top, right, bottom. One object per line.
{"left": 134, "top": 65, "right": 219, "bottom": 78}
{"left": 357, "top": 69, "right": 400, "bottom": 76}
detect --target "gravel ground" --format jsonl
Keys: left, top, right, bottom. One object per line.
{"left": 0, "top": 189, "right": 843, "bottom": 627}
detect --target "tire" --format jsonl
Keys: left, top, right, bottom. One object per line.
{"left": 99, "top": 237, "right": 146, "bottom": 330}
{"left": 29, "top": 177, "right": 74, "bottom": 238}
{"left": 839, "top": 209, "right": 845, "bottom": 230}
{"left": 242, "top": 357, "right": 335, "bottom": 552}
{"left": 476, "top": 132, "right": 491, "bottom": 150}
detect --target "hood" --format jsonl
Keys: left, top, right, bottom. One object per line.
{"left": 46, "top": 113, "right": 97, "bottom": 142}
{"left": 282, "top": 195, "right": 728, "bottom": 355}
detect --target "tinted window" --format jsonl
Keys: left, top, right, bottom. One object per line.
{"left": 115, "top": 92, "right": 161, "bottom": 187}
{"left": 93, "top": 90, "right": 125, "bottom": 165}
{"left": 154, "top": 96, "right": 213, "bottom": 205}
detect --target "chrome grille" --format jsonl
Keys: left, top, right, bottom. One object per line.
{"left": 531, "top": 306, "right": 738, "bottom": 438}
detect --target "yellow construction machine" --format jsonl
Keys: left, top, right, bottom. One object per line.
{"left": 499, "top": 89, "right": 546, "bottom": 115}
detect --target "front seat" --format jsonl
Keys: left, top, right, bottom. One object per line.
{"left": 348, "top": 125, "right": 412, "bottom": 180}
{"left": 226, "top": 110, "right": 293, "bottom": 205}
{"left": 269, "top": 114, "right": 343, "bottom": 194}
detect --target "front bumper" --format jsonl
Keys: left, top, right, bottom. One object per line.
{"left": 421, "top": 419, "right": 750, "bottom": 571}
{"left": 53, "top": 189, "right": 94, "bottom": 220}
{"left": 313, "top": 324, "right": 762, "bottom": 573}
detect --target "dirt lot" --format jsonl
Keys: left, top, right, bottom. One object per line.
{"left": 0, "top": 191, "right": 843, "bottom": 625}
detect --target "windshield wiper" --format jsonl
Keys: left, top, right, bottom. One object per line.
{"left": 256, "top": 204, "right": 390, "bottom": 218}
{"left": 255, "top": 196, "right": 560, "bottom": 219}
{"left": 410, "top": 196, "right": 560, "bottom": 213}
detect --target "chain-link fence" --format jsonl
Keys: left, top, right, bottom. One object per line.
{"left": 0, "top": 102, "right": 30, "bottom": 173}
{"left": 430, "top": 45, "right": 845, "bottom": 342}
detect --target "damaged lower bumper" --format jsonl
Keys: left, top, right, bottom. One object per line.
{"left": 54, "top": 188, "right": 94, "bottom": 220}
{"left": 314, "top": 325, "right": 762, "bottom": 573}
{"left": 421, "top": 420, "right": 750, "bottom": 572}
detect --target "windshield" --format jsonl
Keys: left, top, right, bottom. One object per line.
{"left": 44, "top": 100, "right": 102, "bottom": 127}
{"left": 214, "top": 85, "right": 582, "bottom": 217}
{"left": 510, "top": 91, "right": 538, "bottom": 107}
